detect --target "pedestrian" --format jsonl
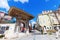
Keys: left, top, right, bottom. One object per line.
{"left": 41, "top": 26, "right": 44, "bottom": 34}
{"left": 33, "top": 24, "right": 35, "bottom": 30}
{"left": 29, "top": 26, "right": 32, "bottom": 32}
{"left": 4, "top": 26, "right": 9, "bottom": 39}
{"left": 44, "top": 26, "right": 47, "bottom": 34}
{"left": 20, "top": 23, "right": 24, "bottom": 32}
{"left": 55, "top": 26, "right": 59, "bottom": 39}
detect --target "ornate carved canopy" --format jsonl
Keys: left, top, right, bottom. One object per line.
{"left": 8, "top": 7, "right": 34, "bottom": 20}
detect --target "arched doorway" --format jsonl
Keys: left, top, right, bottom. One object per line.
{"left": 20, "top": 22, "right": 26, "bottom": 32}
{"left": 18, "top": 21, "right": 26, "bottom": 33}
{"left": 14, "top": 21, "right": 26, "bottom": 33}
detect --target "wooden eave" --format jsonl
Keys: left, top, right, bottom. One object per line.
{"left": 8, "top": 7, "right": 34, "bottom": 20}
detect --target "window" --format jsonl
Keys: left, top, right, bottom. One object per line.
{"left": 54, "top": 27, "right": 57, "bottom": 30}
{"left": 1, "top": 27, "right": 5, "bottom": 31}
{"left": 0, "top": 26, "right": 5, "bottom": 34}
{"left": 44, "top": 26, "right": 46, "bottom": 29}
{"left": 6, "top": 26, "right": 9, "bottom": 30}
{"left": 47, "top": 27, "right": 49, "bottom": 29}
{"left": 50, "top": 27, "right": 51, "bottom": 29}
{"left": 0, "top": 26, "right": 9, "bottom": 34}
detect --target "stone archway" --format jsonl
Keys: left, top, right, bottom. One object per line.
{"left": 18, "top": 20, "right": 26, "bottom": 33}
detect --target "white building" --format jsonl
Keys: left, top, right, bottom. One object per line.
{"left": 0, "top": 23, "right": 16, "bottom": 38}
{"left": 0, "top": 12, "right": 18, "bottom": 38}
{"left": 37, "top": 10, "right": 60, "bottom": 33}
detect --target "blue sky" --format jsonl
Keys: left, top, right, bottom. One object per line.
{"left": 0, "top": 0, "right": 60, "bottom": 23}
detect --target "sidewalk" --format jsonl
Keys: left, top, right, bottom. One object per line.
{"left": 0, "top": 32, "right": 32, "bottom": 40}
{"left": 19, "top": 34, "right": 60, "bottom": 40}
{"left": 0, "top": 34, "right": 60, "bottom": 40}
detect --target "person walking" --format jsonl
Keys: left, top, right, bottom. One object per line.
{"left": 41, "top": 26, "right": 44, "bottom": 34}
{"left": 55, "top": 26, "right": 59, "bottom": 39}
{"left": 4, "top": 27, "right": 9, "bottom": 39}
{"left": 44, "top": 26, "right": 47, "bottom": 34}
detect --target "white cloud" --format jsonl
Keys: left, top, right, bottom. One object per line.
{"left": 0, "top": 0, "right": 29, "bottom": 12}
{"left": 14, "top": 0, "right": 29, "bottom": 3}
{"left": 0, "top": 0, "right": 10, "bottom": 11}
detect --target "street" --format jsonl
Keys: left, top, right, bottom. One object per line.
{"left": 0, "top": 34, "right": 60, "bottom": 40}
{"left": 18, "top": 34, "right": 60, "bottom": 40}
{"left": 0, "top": 30, "right": 60, "bottom": 40}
